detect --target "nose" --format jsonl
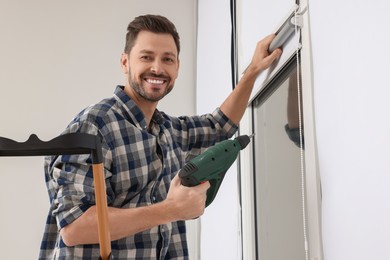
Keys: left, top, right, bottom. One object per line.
{"left": 150, "top": 60, "right": 164, "bottom": 75}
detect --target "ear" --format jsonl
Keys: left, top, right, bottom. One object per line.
{"left": 120, "top": 53, "right": 129, "bottom": 74}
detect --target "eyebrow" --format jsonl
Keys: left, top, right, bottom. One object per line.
{"left": 139, "top": 49, "right": 177, "bottom": 59}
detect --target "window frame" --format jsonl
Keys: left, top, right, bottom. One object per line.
{"left": 237, "top": 1, "right": 324, "bottom": 259}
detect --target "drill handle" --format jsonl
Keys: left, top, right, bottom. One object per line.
{"left": 204, "top": 170, "right": 227, "bottom": 207}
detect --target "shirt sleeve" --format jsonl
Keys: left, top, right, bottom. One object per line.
{"left": 47, "top": 153, "right": 95, "bottom": 229}
{"left": 166, "top": 107, "right": 239, "bottom": 160}
{"left": 45, "top": 122, "right": 114, "bottom": 230}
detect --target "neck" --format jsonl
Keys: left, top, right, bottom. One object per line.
{"left": 124, "top": 85, "right": 158, "bottom": 126}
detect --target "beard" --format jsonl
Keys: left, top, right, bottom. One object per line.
{"left": 129, "top": 71, "right": 174, "bottom": 103}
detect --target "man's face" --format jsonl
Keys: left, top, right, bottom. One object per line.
{"left": 121, "top": 30, "right": 180, "bottom": 103}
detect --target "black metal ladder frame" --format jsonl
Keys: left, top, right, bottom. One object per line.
{"left": 0, "top": 133, "right": 112, "bottom": 260}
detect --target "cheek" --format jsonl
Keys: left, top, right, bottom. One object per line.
{"left": 127, "top": 63, "right": 141, "bottom": 78}
{"left": 170, "top": 67, "right": 179, "bottom": 80}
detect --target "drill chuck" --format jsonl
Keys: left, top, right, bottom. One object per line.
{"left": 235, "top": 135, "right": 251, "bottom": 150}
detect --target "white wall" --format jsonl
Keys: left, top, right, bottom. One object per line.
{"left": 196, "top": 1, "right": 241, "bottom": 260}
{"left": 0, "top": 1, "right": 197, "bottom": 259}
{"left": 309, "top": 1, "right": 390, "bottom": 259}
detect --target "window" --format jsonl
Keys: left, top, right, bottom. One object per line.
{"left": 252, "top": 61, "right": 306, "bottom": 260}
{"left": 237, "top": 1, "right": 323, "bottom": 259}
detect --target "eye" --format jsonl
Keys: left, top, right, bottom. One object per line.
{"left": 140, "top": 55, "right": 152, "bottom": 61}
{"left": 163, "top": 57, "right": 175, "bottom": 64}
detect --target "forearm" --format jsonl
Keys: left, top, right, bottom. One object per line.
{"left": 60, "top": 201, "right": 175, "bottom": 246}
{"left": 220, "top": 69, "right": 258, "bottom": 125}
{"left": 60, "top": 174, "right": 209, "bottom": 247}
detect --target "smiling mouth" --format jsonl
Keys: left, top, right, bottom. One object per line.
{"left": 144, "top": 78, "right": 166, "bottom": 85}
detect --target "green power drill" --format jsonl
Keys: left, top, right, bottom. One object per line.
{"left": 178, "top": 134, "right": 253, "bottom": 207}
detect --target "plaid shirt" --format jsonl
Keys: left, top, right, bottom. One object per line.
{"left": 39, "top": 86, "right": 238, "bottom": 259}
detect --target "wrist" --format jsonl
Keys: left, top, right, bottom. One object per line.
{"left": 154, "top": 199, "right": 179, "bottom": 223}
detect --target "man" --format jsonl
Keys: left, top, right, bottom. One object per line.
{"left": 39, "top": 14, "right": 281, "bottom": 259}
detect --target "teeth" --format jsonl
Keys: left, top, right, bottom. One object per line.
{"left": 146, "top": 79, "right": 164, "bottom": 84}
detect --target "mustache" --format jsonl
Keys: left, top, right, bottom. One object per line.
{"left": 141, "top": 72, "right": 170, "bottom": 80}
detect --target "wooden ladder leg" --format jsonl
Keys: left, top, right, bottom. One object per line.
{"left": 92, "top": 163, "right": 111, "bottom": 260}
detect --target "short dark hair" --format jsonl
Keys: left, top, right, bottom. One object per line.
{"left": 124, "top": 14, "right": 180, "bottom": 55}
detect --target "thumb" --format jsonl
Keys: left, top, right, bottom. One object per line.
{"left": 171, "top": 173, "right": 181, "bottom": 187}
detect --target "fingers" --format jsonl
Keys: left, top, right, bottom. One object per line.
{"left": 267, "top": 34, "right": 283, "bottom": 58}
{"left": 246, "top": 34, "right": 282, "bottom": 74}
{"left": 261, "top": 37, "right": 283, "bottom": 67}
{"left": 262, "top": 34, "right": 282, "bottom": 56}
{"left": 268, "top": 47, "right": 283, "bottom": 62}
{"left": 261, "top": 34, "right": 282, "bottom": 54}
{"left": 166, "top": 177, "right": 209, "bottom": 220}
{"left": 196, "top": 181, "right": 211, "bottom": 192}
{"left": 257, "top": 33, "right": 276, "bottom": 53}
{"left": 263, "top": 33, "right": 277, "bottom": 45}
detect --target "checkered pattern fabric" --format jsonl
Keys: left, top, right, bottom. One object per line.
{"left": 39, "top": 86, "right": 238, "bottom": 259}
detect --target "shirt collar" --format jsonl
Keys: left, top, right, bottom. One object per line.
{"left": 114, "top": 85, "right": 164, "bottom": 130}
